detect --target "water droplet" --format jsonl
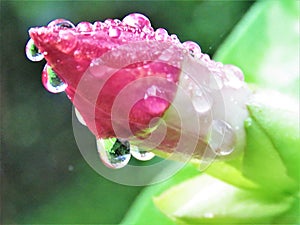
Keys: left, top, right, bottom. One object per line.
{"left": 155, "top": 28, "right": 169, "bottom": 41}
{"left": 170, "top": 34, "right": 180, "bottom": 44}
{"left": 68, "top": 165, "right": 74, "bottom": 171}
{"left": 48, "top": 19, "right": 75, "bottom": 28}
{"left": 108, "top": 27, "right": 121, "bottom": 38}
{"left": 192, "top": 88, "right": 212, "bottom": 113}
{"left": 182, "top": 41, "right": 201, "bottom": 58}
{"left": 96, "top": 138, "right": 131, "bottom": 169}
{"left": 208, "top": 120, "right": 236, "bottom": 156}
{"left": 223, "top": 64, "right": 245, "bottom": 89}
{"left": 130, "top": 145, "right": 155, "bottom": 161}
{"left": 25, "top": 39, "right": 44, "bottom": 62}
{"left": 42, "top": 64, "right": 67, "bottom": 93}
{"left": 75, "top": 108, "right": 86, "bottom": 126}
{"left": 122, "top": 13, "right": 151, "bottom": 29}
{"left": 76, "top": 22, "right": 93, "bottom": 32}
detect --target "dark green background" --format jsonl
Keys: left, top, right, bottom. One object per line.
{"left": 0, "top": 1, "right": 253, "bottom": 224}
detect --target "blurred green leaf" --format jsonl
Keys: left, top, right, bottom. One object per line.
{"left": 246, "top": 90, "right": 300, "bottom": 184}
{"left": 154, "top": 174, "right": 294, "bottom": 224}
{"left": 215, "top": 0, "right": 299, "bottom": 98}
{"left": 121, "top": 164, "right": 199, "bottom": 225}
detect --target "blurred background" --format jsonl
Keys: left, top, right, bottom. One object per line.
{"left": 0, "top": 1, "right": 254, "bottom": 224}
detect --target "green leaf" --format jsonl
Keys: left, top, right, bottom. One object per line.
{"left": 214, "top": 0, "right": 300, "bottom": 98}
{"left": 154, "top": 174, "right": 294, "bottom": 224}
{"left": 246, "top": 90, "right": 300, "bottom": 184}
{"left": 121, "top": 163, "right": 199, "bottom": 225}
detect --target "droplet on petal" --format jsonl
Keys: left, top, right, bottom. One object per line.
{"left": 155, "top": 28, "right": 169, "bottom": 41}
{"left": 223, "top": 64, "right": 245, "bottom": 89}
{"left": 42, "top": 64, "right": 67, "bottom": 93}
{"left": 191, "top": 88, "right": 213, "bottom": 114}
{"left": 47, "top": 19, "right": 75, "bottom": 28}
{"left": 96, "top": 138, "right": 131, "bottom": 169}
{"left": 76, "top": 22, "right": 93, "bottom": 32}
{"left": 182, "top": 41, "right": 201, "bottom": 58}
{"left": 130, "top": 145, "right": 155, "bottom": 161}
{"left": 122, "top": 13, "right": 151, "bottom": 29}
{"left": 75, "top": 107, "right": 86, "bottom": 126}
{"left": 208, "top": 120, "right": 236, "bottom": 156}
{"left": 108, "top": 27, "right": 121, "bottom": 38}
{"left": 25, "top": 39, "right": 44, "bottom": 62}
{"left": 170, "top": 34, "right": 180, "bottom": 44}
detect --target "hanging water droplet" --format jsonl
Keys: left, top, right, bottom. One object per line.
{"left": 155, "top": 28, "right": 169, "bottom": 41}
{"left": 130, "top": 145, "right": 155, "bottom": 161}
{"left": 182, "top": 41, "right": 202, "bottom": 58}
{"left": 208, "top": 120, "right": 236, "bottom": 156}
{"left": 25, "top": 39, "right": 44, "bottom": 62}
{"left": 96, "top": 138, "right": 131, "bottom": 169}
{"left": 48, "top": 19, "right": 75, "bottom": 28}
{"left": 108, "top": 27, "right": 121, "bottom": 38}
{"left": 191, "top": 88, "right": 212, "bottom": 113}
{"left": 42, "top": 64, "right": 67, "bottom": 93}
{"left": 122, "top": 13, "right": 151, "bottom": 29}
{"left": 75, "top": 108, "right": 86, "bottom": 126}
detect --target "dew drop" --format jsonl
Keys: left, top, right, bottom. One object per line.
{"left": 223, "top": 64, "right": 245, "bottom": 89}
{"left": 96, "top": 138, "right": 131, "bottom": 169}
{"left": 208, "top": 120, "right": 236, "bottom": 156}
{"left": 182, "top": 41, "right": 201, "bottom": 58}
{"left": 155, "top": 28, "right": 169, "bottom": 41}
{"left": 191, "top": 88, "right": 212, "bottom": 113}
{"left": 75, "top": 108, "right": 86, "bottom": 126}
{"left": 48, "top": 19, "right": 75, "bottom": 28}
{"left": 122, "top": 13, "right": 151, "bottom": 29}
{"left": 42, "top": 64, "right": 67, "bottom": 93}
{"left": 108, "top": 27, "right": 121, "bottom": 38}
{"left": 170, "top": 34, "right": 180, "bottom": 44}
{"left": 130, "top": 145, "right": 155, "bottom": 161}
{"left": 76, "top": 22, "right": 93, "bottom": 32}
{"left": 25, "top": 39, "right": 44, "bottom": 62}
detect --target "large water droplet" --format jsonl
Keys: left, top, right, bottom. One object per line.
{"left": 182, "top": 41, "right": 201, "bottom": 58}
{"left": 96, "top": 138, "right": 131, "bottom": 169}
{"left": 130, "top": 145, "right": 155, "bottom": 161}
{"left": 122, "top": 13, "right": 151, "bottom": 29}
{"left": 208, "top": 120, "right": 236, "bottom": 156}
{"left": 108, "top": 27, "right": 121, "bottom": 38}
{"left": 155, "top": 28, "right": 169, "bottom": 41}
{"left": 191, "top": 88, "right": 212, "bottom": 113}
{"left": 48, "top": 19, "right": 75, "bottom": 28}
{"left": 25, "top": 39, "right": 44, "bottom": 62}
{"left": 42, "top": 64, "right": 67, "bottom": 93}
{"left": 75, "top": 108, "right": 86, "bottom": 126}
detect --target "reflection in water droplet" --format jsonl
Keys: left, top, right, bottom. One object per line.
{"left": 42, "top": 64, "right": 67, "bottom": 93}
{"left": 25, "top": 39, "right": 44, "bottom": 62}
{"left": 48, "top": 19, "right": 75, "bottom": 28}
{"left": 130, "top": 145, "right": 155, "bottom": 161}
{"left": 155, "top": 28, "right": 169, "bottom": 41}
{"left": 122, "top": 13, "right": 151, "bottom": 29}
{"left": 96, "top": 138, "right": 131, "bottom": 169}
{"left": 108, "top": 27, "right": 121, "bottom": 38}
{"left": 192, "top": 88, "right": 212, "bottom": 113}
{"left": 208, "top": 120, "right": 235, "bottom": 156}
{"left": 182, "top": 41, "right": 201, "bottom": 58}
{"left": 75, "top": 108, "right": 86, "bottom": 126}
